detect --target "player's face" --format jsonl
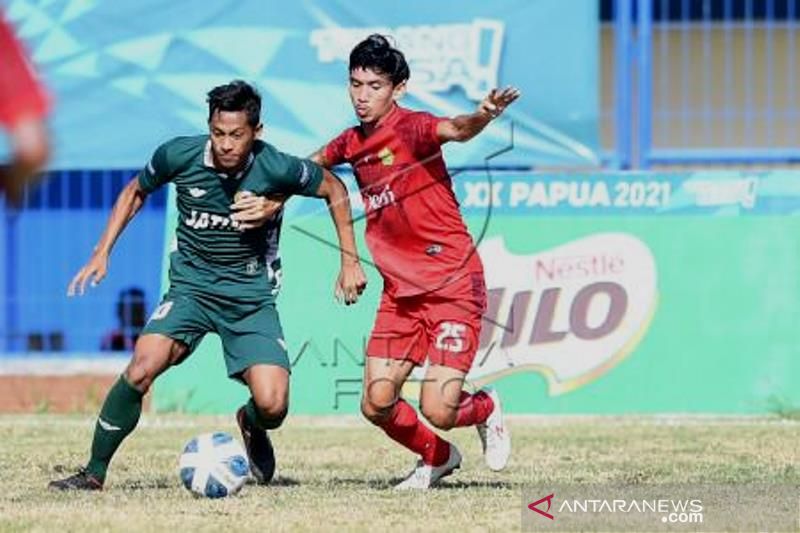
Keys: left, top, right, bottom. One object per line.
{"left": 208, "top": 110, "right": 262, "bottom": 171}
{"left": 349, "top": 68, "right": 406, "bottom": 124}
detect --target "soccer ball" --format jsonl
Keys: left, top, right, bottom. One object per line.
{"left": 178, "top": 432, "right": 250, "bottom": 498}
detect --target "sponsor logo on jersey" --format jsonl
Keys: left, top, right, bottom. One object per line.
{"left": 189, "top": 187, "right": 208, "bottom": 198}
{"left": 184, "top": 209, "right": 242, "bottom": 231}
{"left": 365, "top": 184, "right": 396, "bottom": 211}
{"left": 378, "top": 147, "right": 395, "bottom": 166}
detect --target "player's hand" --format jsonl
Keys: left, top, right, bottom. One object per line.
{"left": 478, "top": 86, "right": 521, "bottom": 118}
{"left": 335, "top": 260, "right": 367, "bottom": 305}
{"left": 67, "top": 252, "right": 109, "bottom": 296}
{"left": 230, "top": 194, "right": 287, "bottom": 230}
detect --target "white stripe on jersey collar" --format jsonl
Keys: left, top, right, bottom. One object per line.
{"left": 203, "top": 139, "right": 254, "bottom": 180}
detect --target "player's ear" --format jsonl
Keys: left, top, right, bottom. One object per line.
{"left": 392, "top": 80, "right": 407, "bottom": 101}
{"left": 254, "top": 123, "right": 263, "bottom": 139}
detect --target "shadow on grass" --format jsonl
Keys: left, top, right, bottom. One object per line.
{"left": 245, "top": 475, "right": 301, "bottom": 487}
{"left": 115, "top": 477, "right": 173, "bottom": 491}
{"left": 115, "top": 475, "right": 303, "bottom": 493}
{"left": 431, "top": 479, "right": 521, "bottom": 490}
{"left": 50, "top": 464, "right": 174, "bottom": 491}
{"left": 331, "top": 477, "right": 519, "bottom": 490}
{"left": 51, "top": 464, "right": 90, "bottom": 474}
{"left": 329, "top": 477, "right": 394, "bottom": 490}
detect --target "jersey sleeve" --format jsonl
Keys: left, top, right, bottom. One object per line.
{"left": 267, "top": 150, "right": 324, "bottom": 197}
{"left": 409, "top": 111, "right": 445, "bottom": 158}
{"left": 138, "top": 137, "right": 195, "bottom": 193}
{"left": 323, "top": 129, "right": 350, "bottom": 166}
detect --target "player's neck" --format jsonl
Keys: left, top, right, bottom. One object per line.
{"left": 360, "top": 121, "right": 378, "bottom": 136}
{"left": 360, "top": 104, "right": 398, "bottom": 136}
{"left": 211, "top": 153, "right": 248, "bottom": 177}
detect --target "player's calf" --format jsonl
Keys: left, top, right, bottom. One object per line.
{"left": 236, "top": 404, "right": 277, "bottom": 485}
{"left": 238, "top": 364, "right": 288, "bottom": 484}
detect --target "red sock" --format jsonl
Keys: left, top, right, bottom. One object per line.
{"left": 378, "top": 399, "right": 451, "bottom": 466}
{"left": 454, "top": 390, "right": 495, "bottom": 427}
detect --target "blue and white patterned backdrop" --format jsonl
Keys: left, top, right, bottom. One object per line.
{"left": 3, "top": 0, "right": 599, "bottom": 169}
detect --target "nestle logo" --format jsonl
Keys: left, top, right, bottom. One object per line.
{"left": 528, "top": 493, "right": 555, "bottom": 520}
{"left": 535, "top": 254, "right": 625, "bottom": 283}
{"left": 474, "top": 234, "right": 658, "bottom": 396}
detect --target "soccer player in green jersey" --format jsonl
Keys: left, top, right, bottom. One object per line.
{"left": 49, "top": 80, "right": 367, "bottom": 491}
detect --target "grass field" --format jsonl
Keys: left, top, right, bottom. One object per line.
{"left": 0, "top": 415, "right": 798, "bottom": 532}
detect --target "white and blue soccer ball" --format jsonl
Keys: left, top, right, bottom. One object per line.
{"left": 178, "top": 432, "right": 250, "bottom": 498}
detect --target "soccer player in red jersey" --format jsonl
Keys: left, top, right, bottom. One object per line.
{"left": 318, "top": 35, "right": 519, "bottom": 489}
{"left": 241, "top": 34, "right": 519, "bottom": 488}
{"left": 0, "top": 10, "right": 51, "bottom": 206}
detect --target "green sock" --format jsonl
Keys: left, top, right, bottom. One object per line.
{"left": 244, "top": 398, "right": 286, "bottom": 430}
{"left": 86, "top": 375, "right": 143, "bottom": 482}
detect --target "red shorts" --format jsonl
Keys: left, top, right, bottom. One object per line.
{"left": 366, "top": 271, "right": 486, "bottom": 373}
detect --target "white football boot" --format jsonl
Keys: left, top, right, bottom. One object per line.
{"left": 394, "top": 443, "right": 462, "bottom": 490}
{"left": 476, "top": 388, "right": 511, "bottom": 471}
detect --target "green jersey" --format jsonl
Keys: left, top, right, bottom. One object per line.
{"left": 139, "top": 135, "right": 323, "bottom": 304}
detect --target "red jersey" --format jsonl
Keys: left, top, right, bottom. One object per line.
{"left": 325, "top": 105, "right": 483, "bottom": 298}
{"left": 0, "top": 12, "right": 50, "bottom": 128}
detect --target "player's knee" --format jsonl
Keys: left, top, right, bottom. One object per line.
{"left": 126, "top": 336, "right": 181, "bottom": 393}
{"left": 124, "top": 358, "right": 156, "bottom": 393}
{"left": 421, "top": 404, "right": 456, "bottom": 430}
{"left": 360, "top": 397, "right": 392, "bottom": 425}
{"left": 363, "top": 381, "right": 398, "bottom": 416}
{"left": 257, "top": 401, "right": 288, "bottom": 420}
{"left": 252, "top": 396, "right": 288, "bottom": 429}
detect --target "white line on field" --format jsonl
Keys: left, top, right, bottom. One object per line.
{"left": 0, "top": 356, "right": 128, "bottom": 375}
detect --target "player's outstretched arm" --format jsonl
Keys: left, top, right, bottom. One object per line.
{"left": 229, "top": 149, "right": 334, "bottom": 230}
{"left": 67, "top": 176, "right": 148, "bottom": 296}
{"left": 436, "top": 86, "right": 521, "bottom": 144}
{"left": 314, "top": 168, "right": 367, "bottom": 305}
{"left": 229, "top": 148, "right": 340, "bottom": 230}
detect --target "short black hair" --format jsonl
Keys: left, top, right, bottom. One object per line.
{"left": 349, "top": 34, "right": 410, "bottom": 85}
{"left": 207, "top": 80, "right": 261, "bottom": 127}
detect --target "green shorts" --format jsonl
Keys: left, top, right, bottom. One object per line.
{"left": 141, "top": 290, "right": 289, "bottom": 380}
